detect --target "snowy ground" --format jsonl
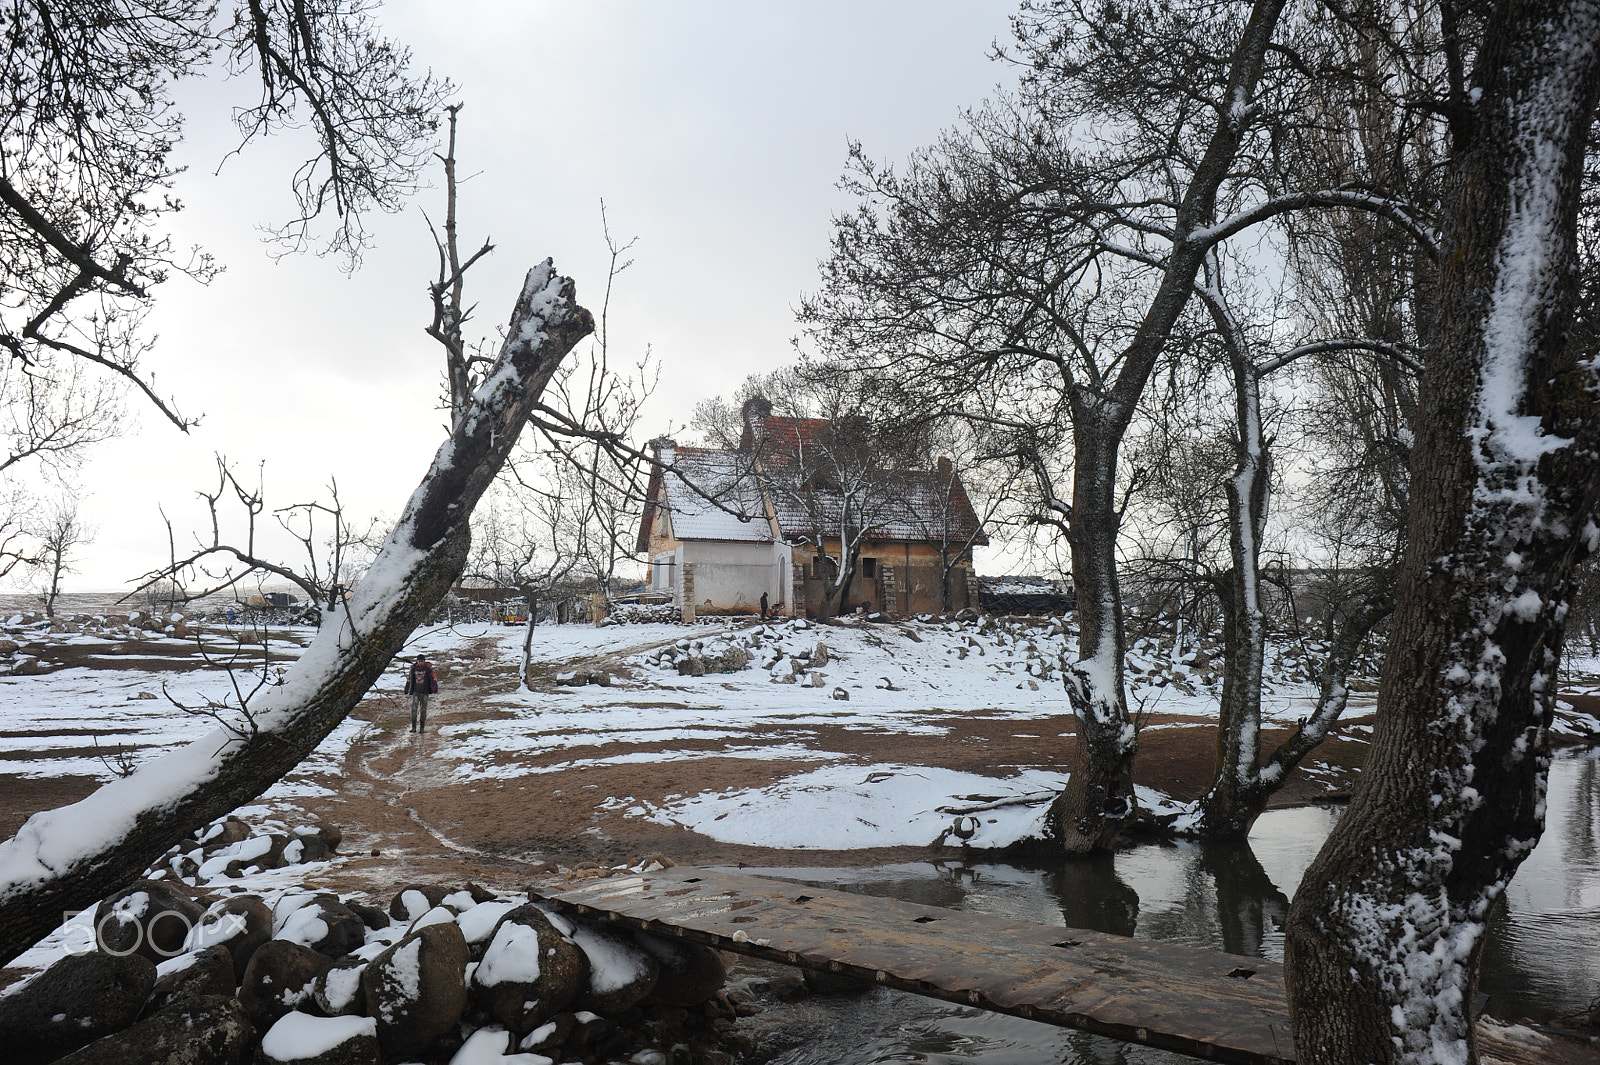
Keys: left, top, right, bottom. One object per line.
{"left": 7, "top": 609, "right": 1599, "bottom": 863}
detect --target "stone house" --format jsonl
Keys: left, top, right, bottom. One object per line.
{"left": 636, "top": 412, "right": 988, "bottom": 620}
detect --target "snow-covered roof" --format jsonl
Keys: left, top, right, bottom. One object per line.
{"left": 639, "top": 447, "right": 772, "bottom": 547}
{"left": 636, "top": 420, "right": 988, "bottom": 550}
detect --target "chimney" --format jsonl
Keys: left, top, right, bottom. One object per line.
{"left": 937, "top": 456, "right": 953, "bottom": 479}
{"left": 648, "top": 436, "right": 677, "bottom": 465}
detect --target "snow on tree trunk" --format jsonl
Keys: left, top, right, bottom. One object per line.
{"left": 1284, "top": 9, "right": 1600, "bottom": 1061}
{"left": 0, "top": 262, "right": 594, "bottom": 967}
{"left": 1046, "top": 408, "right": 1137, "bottom": 854}
{"left": 1198, "top": 353, "right": 1271, "bottom": 840}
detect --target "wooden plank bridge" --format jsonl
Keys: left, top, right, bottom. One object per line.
{"left": 532, "top": 868, "right": 1600, "bottom": 1065}
{"left": 533, "top": 867, "right": 1296, "bottom": 1064}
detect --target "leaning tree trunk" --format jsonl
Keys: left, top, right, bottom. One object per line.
{"left": 1284, "top": 9, "right": 1600, "bottom": 1061}
{"left": 0, "top": 262, "right": 593, "bottom": 967}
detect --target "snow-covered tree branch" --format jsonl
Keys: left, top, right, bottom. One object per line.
{"left": 0, "top": 261, "right": 593, "bottom": 967}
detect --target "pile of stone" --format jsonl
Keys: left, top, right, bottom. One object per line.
{"left": 642, "top": 637, "right": 753, "bottom": 678}
{"left": 2, "top": 875, "right": 742, "bottom": 1065}
{"left": 600, "top": 604, "right": 680, "bottom": 626}
{"left": 143, "top": 817, "right": 344, "bottom": 888}
{"left": 0, "top": 611, "right": 200, "bottom": 677}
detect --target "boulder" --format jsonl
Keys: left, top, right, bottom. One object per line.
{"left": 259, "top": 1012, "right": 379, "bottom": 1065}
{"left": 0, "top": 950, "right": 156, "bottom": 1065}
{"left": 239, "top": 940, "right": 332, "bottom": 1031}
{"left": 311, "top": 956, "right": 368, "bottom": 1017}
{"left": 12, "top": 656, "right": 43, "bottom": 675}
{"left": 275, "top": 895, "right": 366, "bottom": 958}
{"left": 293, "top": 822, "right": 342, "bottom": 853}
{"left": 470, "top": 904, "right": 587, "bottom": 1034}
{"left": 387, "top": 883, "right": 450, "bottom": 922}
{"left": 282, "top": 834, "right": 333, "bottom": 864}
{"left": 361, "top": 921, "right": 469, "bottom": 1058}
{"left": 0, "top": 638, "right": 18, "bottom": 654}
{"left": 188, "top": 895, "right": 273, "bottom": 982}
{"left": 50, "top": 994, "right": 252, "bottom": 1065}
{"left": 344, "top": 901, "right": 389, "bottom": 931}
{"left": 635, "top": 933, "right": 727, "bottom": 1007}
{"left": 198, "top": 819, "right": 252, "bottom": 853}
{"left": 830, "top": 687, "right": 850, "bottom": 701}
{"left": 570, "top": 920, "right": 659, "bottom": 1014}
{"left": 94, "top": 879, "right": 206, "bottom": 964}
{"left": 145, "top": 943, "right": 235, "bottom": 1013}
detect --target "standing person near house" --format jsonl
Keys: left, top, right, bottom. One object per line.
{"left": 404, "top": 654, "right": 439, "bottom": 733}
{"left": 759, "top": 591, "right": 769, "bottom": 620}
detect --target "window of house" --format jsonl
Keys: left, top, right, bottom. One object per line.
{"left": 862, "top": 557, "right": 878, "bottom": 579}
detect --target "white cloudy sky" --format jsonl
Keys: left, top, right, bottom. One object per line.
{"left": 37, "top": 1, "right": 1023, "bottom": 593}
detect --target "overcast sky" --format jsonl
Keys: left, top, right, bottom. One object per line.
{"left": 41, "top": 1, "right": 1022, "bottom": 594}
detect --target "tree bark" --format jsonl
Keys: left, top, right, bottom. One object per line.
{"left": 0, "top": 262, "right": 593, "bottom": 967}
{"left": 1047, "top": 404, "right": 1137, "bottom": 852}
{"left": 1285, "top": 6, "right": 1600, "bottom": 1059}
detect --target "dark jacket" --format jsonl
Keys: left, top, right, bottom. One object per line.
{"left": 404, "top": 661, "right": 438, "bottom": 695}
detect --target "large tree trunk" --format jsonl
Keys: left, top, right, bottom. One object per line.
{"left": 1284, "top": 8, "right": 1600, "bottom": 1061}
{"left": 0, "top": 262, "right": 593, "bottom": 967}
{"left": 1047, "top": 409, "right": 1137, "bottom": 853}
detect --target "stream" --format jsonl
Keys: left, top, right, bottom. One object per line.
{"left": 721, "top": 750, "right": 1600, "bottom": 1064}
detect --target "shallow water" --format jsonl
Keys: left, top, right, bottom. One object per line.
{"left": 725, "top": 750, "right": 1600, "bottom": 1064}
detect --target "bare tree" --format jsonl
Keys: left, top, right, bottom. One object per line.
{"left": 27, "top": 500, "right": 93, "bottom": 619}
{"left": 467, "top": 472, "right": 583, "bottom": 688}
{"left": 1, "top": 0, "right": 451, "bottom": 448}
{"left": 1284, "top": 0, "right": 1600, "bottom": 1057}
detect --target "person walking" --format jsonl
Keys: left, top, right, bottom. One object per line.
{"left": 405, "top": 654, "right": 438, "bottom": 733}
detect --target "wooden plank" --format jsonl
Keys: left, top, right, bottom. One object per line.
{"left": 531, "top": 868, "right": 1296, "bottom": 1064}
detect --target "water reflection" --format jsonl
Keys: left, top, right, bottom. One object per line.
{"left": 732, "top": 751, "right": 1600, "bottom": 1064}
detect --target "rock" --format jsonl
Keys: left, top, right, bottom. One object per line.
{"left": 464, "top": 882, "right": 499, "bottom": 904}
{"left": 570, "top": 920, "right": 659, "bottom": 1014}
{"left": 471, "top": 904, "right": 587, "bottom": 1034}
{"left": 675, "top": 657, "right": 706, "bottom": 677}
{"left": 295, "top": 822, "right": 342, "bottom": 852}
{"left": 12, "top": 655, "right": 43, "bottom": 675}
{"left": 93, "top": 880, "right": 205, "bottom": 965}
{"left": 239, "top": 940, "right": 332, "bottom": 1031}
{"left": 554, "top": 670, "right": 585, "bottom": 685}
{"left": 388, "top": 883, "right": 450, "bottom": 922}
{"left": 0, "top": 638, "right": 18, "bottom": 654}
{"left": 282, "top": 834, "right": 333, "bottom": 864}
{"left": 312, "top": 957, "right": 368, "bottom": 1017}
{"left": 187, "top": 895, "right": 273, "bottom": 982}
{"left": 0, "top": 950, "right": 156, "bottom": 1065}
{"left": 344, "top": 901, "right": 389, "bottom": 931}
{"left": 275, "top": 895, "right": 366, "bottom": 958}
{"left": 830, "top": 687, "right": 850, "bottom": 701}
{"left": 361, "top": 921, "right": 469, "bottom": 1058}
{"left": 811, "top": 641, "right": 830, "bottom": 667}
{"left": 145, "top": 943, "right": 235, "bottom": 1013}
{"left": 457, "top": 899, "right": 519, "bottom": 955}
{"left": 51, "top": 994, "right": 252, "bottom": 1065}
{"left": 807, "top": 672, "right": 826, "bottom": 687}
{"left": 198, "top": 818, "right": 252, "bottom": 853}
{"left": 591, "top": 670, "right": 613, "bottom": 686}
{"left": 635, "top": 934, "right": 727, "bottom": 1007}
{"left": 259, "top": 1012, "right": 379, "bottom": 1065}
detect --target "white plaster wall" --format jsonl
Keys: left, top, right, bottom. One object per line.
{"left": 681, "top": 541, "right": 792, "bottom": 611}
